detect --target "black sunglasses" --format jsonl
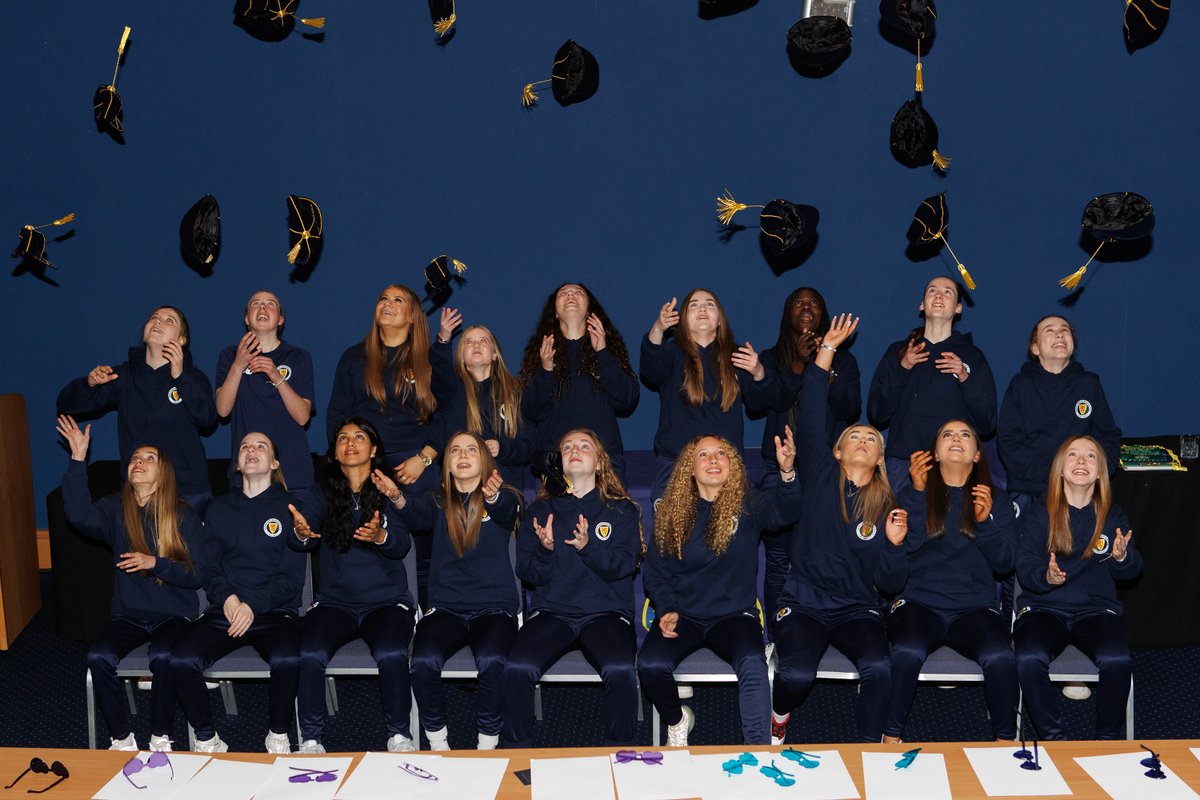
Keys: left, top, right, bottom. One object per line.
{"left": 5, "top": 758, "right": 70, "bottom": 793}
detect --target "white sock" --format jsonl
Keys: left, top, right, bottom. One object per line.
{"left": 425, "top": 727, "right": 449, "bottom": 748}
{"left": 477, "top": 732, "right": 500, "bottom": 750}
{"left": 772, "top": 711, "right": 790, "bottom": 723}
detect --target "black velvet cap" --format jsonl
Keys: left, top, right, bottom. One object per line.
{"left": 908, "top": 193, "right": 976, "bottom": 289}
{"left": 534, "top": 450, "right": 572, "bottom": 497}
{"left": 424, "top": 255, "right": 468, "bottom": 295}
{"left": 429, "top": 0, "right": 456, "bottom": 36}
{"left": 879, "top": 0, "right": 937, "bottom": 38}
{"left": 182, "top": 195, "right": 221, "bottom": 266}
{"left": 786, "top": 16, "right": 852, "bottom": 68}
{"left": 11, "top": 214, "right": 75, "bottom": 270}
{"left": 890, "top": 99, "right": 950, "bottom": 172}
{"left": 234, "top": 0, "right": 325, "bottom": 41}
{"left": 286, "top": 195, "right": 323, "bottom": 265}
{"left": 1082, "top": 192, "right": 1155, "bottom": 241}
{"left": 523, "top": 40, "right": 599, "bottom": 107}
{"left": 1125, "top": 0, "right": 1169, "bottom": 52}
{"left": 93, "top": 85, "right": 124, "bottom": 133}
{"left": 760, "top": 199, "right": 820, "bottom": 256}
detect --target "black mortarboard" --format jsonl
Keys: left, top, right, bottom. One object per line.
{"left": 534, "top": 450, "right": 572, "bottom": 497}
{"left": 1059, "top": 192, "right": 1155, "bottom": 290}
{"left": 429, "top": 0, "right": 456, "bottom": 37}
{"left": 717, "top": 191, "right": 819, "bottom": 256}
{"left": 286, "top": 195, "right": 323, "bottom": 265}
{"left": 786, "top": 16, "right": 852, "bottom": 69}
{"left": 522, "top": 40, "right": 600, "bottom": 108}
{"left": 234, "top": 0, "right": 325, "bottom": 41}
{"left": 890, "top": 99, "right": 950, "bottom": 173}
{"left": 1125, "top": 0, "right": 1169, "bottom": 52}
{"left": 181, "top": 195, "right": 221, "bottom": 267}
{"left": 907, "top": 193, "right": 976, "bottom": 289}
{"left": 12, "top": 214, "right": 75, "bottom": 270}
{"left": 879, "top": 0, "right": 936, "bottom": 91}
{"left": 424, "top": 255, "right": 469, "bottom": 297}
{"left": 94, "top": 26, "right": 131, "bottom": 134}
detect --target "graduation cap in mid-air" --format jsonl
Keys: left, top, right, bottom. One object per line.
{"left": 890, "top": 98, "right": 951, "bottom": 173}
{"left": 181, "top": 195, "right": 221, "bottom": 267}
{"left": 533, "top": 450, "right": 573, "bottom": 497}
{"left": 423, "top": 255, "right": 469, "bottom": 302}
{"left": 880, "top": 0, "right": 936, "bottom": 92}
{"left": 234, "top": 0, "right": 325, "bottom": 41}
{"left": 286, "top": 195, "right": 323, "bottom": 266}
{"left": 786, "top": 16, "right": 852, "bottom": 70}
{"left": 907, "top": 193, "right": 976, "bottom": 289}
{"left": 1125, "top": 0, "right": 1170, "bottom": 52}
{"left": 93, "top": 26, "right": 131, "bottom": 134}
{"left": 12, "top": 213, "right": 75, "bottom": 270}
{"left": 429, "top": 0, "right": 456, "bottom": 37}
{"left": 717, "top": 190, "right": 819, "bottom": 256}
{"left": 1059, "top": 192, "right": 1155, "bottom": 290}
{"left": 522, "top": 40, "right": 600, "bottom": 108}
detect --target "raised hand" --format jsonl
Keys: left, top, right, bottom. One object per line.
{"left": 539, "top": 334, "right": 556, "bottom": 371}
{"left": 822, "top": 314, "right": 859, "bottom": 350}
{"left": 885, "top": 508, "right": 909, "bottom": 545}
{"left": 163, "top": 340, "right": 185, "bottom": 379}
{"left": 797, "top": 331, "right": 819, "bottom": 361}
{"left": 774, "top": 425, "right": 796, "bottom": 475}
{"left": 1046, "top": 553, "right": 1066, "bottom": 585}
{"left": 908, "top": 451, "right": 933, "bottom": 491}
{"left": 586, "top": 313, "right": 607, "bottom": 352}
{"left": 246, "top": 355, "right": 280, "bottom": 382}
{"left": 87, "top": 364, "right": 119, "bottom": 387}
{"left": 482, "top": 469, "right": 503, "bottom": 500}
{"left": 439, "top": 306, "right": 462, "bottom": 343}
{"left": 394, "top": 455, "right": 427, "bottom": 485}
{"left": 533, "top": 514, "right": 555, "bottom": 551}
{"left": 899, "top": 339, "right": 929, "bottom": 370}
{"left": 288, "top": 503, "right": 320, "bottom": 540}
{"left": 658, "top": 611, "right": 680, "bottom": 639}
{"left": 565, "top": 514, "right": 589, "bottom": 551}
{"left": 371, "top": 468, "right": 403, "bottom": 504}
{"left": 1112, "top": 528, "right": 1133, "bottom": 562}
{"left": 117, "top": 551, "right": 157, "bottom": 573}
{"left": 731, "top": 342, "right": 765, "bottom": 380}
{"left": 354, "top": 510, "right": 387, "bottom": 544}
{"left": 232, "top": 332, "right": 261, "bottom": 372}
{"left": 485, "top": 438, "right": 501, "bottom": 457}
{"left": 972, "top": 484, "right": 993, "bottom": 522}
{"left": 651, "top": 297, "right": 680, "bottom": 338}
{"left": 56, "top": 414, "right": 91, "bottom": 461}
{"left": 935, "top": 351, "right": 969, "bottom": 382}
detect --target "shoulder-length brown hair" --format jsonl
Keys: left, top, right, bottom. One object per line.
{"left": 832, "top": 425, "right": 895, "bottom": 528}
{"left": 440, "top": 431, "right": 519, "bottom": 557}
{"left": 362, "top": 284, "right": 436, "bottom": 424}
{"left": 1045, "top": 436, "right": 1111, "bottom": 558}
{"left": 121, "top": 447, "right": 193, "bottom": 580}
{"left": 676, "top": 288, "right": 740, "bottom": 412}
{"left": 455, "top": 325, "right": 522, "bottom": 440}
{"left": 655, "top": 435, "right": 747, "bottom": 559}
{"left": 924, "top": 420, "right": 992, "bottom": 538}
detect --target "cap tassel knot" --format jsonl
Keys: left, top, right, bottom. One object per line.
{"left": 1059, "top": 241, "right": 1105, "bottom": 290}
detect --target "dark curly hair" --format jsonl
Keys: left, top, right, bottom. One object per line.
{"left": 518, "top": 283, "right": 635, "bottom": 397}
{"left": 320, "top": 416, "right": 391, "bottom": 554}
{"left": 770, "top": 287, "right": 831, "bottom": 369}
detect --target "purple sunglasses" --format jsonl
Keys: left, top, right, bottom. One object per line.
{"left": 122, "top": 753, "right": 172, "bottom": 790}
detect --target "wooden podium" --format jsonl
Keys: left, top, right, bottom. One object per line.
{"left": 0, "top": 394, "right": 41, "bottom": 648}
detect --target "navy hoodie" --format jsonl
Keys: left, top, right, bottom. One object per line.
{"left": 896, "top": 483, "right": 1016, "bottom": 612}
{"left": 640, "top": 335, "right": 778, "bottom": 461}
{"left": 441, "top": 376, "right": 535, "bottom": 488}
{"left": 522, "top": 338, "right": 639, "bottom": 457}
{"left": 783, "top": 367, "right": 907, "bottom": 611}
{"left": 201, "top": 483, "right": 306, "bottom": 615}
{"left": 61, "top": 460, "right": 204, "bottom": 622}
{"left": 399, "top": 488, "right": 522, "bottom": 615}
{"left": 57, "top": 346, "right": 217, "bottom": 495}
{"left": 759, "top": 345, "right": 861, "bottom": 463}
{"left": 998, "top": 360, "right": 1121, "bottom": 496}
{"left": 644, "top": 477, "right": 801, "bottom": 621}
{"left": 867, "top": 331, "right": 996, "bottom": 460}
{"left": 517, "top": 489, "right": 641, "bottom": 619}
{"left": 325, "top": 340, "right": 455, "bottom": 464}
{"left": 1016, "top": 501, "right": 1142, "bottom": 617}
{"left": 290, "top": 485, "right": 413, "bottom": 610}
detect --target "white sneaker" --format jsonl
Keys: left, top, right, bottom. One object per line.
{"left": 194, "top": 733, "right": 228, "bottom": 753}
{"left": 387, "top": 733, "right": 417, "bottom": 752}
{"left": 148, "top": 734, "right": 173, "bottom": 752}
{"left": 425, "top": 727, "right": 450, "bottom": 751}
{"left": 298, "top": 739, "right": 326, "bottom": 754}
{"left": 1063, "top": 684, "right": 1093, "bottom": 700}
{"left": 666, "top": 706, "right": 693, "bottom": 747}
{"left": 265, "top": 731, "right": 292, "bottom": 754}
{"left": 771, "top": 711, "right": 791, "bottom": 746}
{"left": 109, "top": 733, "right": 139, "bottom": 751}
{"left": 477, "top": 732, "right": 500, "bottom": 751}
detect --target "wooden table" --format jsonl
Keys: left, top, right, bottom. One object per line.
{"left": 3, "top": 740, "right": 1200, "bottom": 799}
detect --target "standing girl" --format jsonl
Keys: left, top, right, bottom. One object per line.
{"left": 57, "top": 415, "right": 203, "bottom": 752}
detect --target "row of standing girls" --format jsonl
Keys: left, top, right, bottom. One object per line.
{"left": 55, "top": 276, "right": 1135, "bottom": 751}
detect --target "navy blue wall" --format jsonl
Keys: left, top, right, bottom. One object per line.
{"left": 5, "top": 2, "right": 1197, "bottom": 526}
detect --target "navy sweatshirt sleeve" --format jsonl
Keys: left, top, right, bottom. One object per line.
{"left": 326, "top": 346, "right": 358, "bottom": 442}
{"left": 61, "top": 459, "right": 122, "bottom": 549}
{"left": 57, "top": 366, "right": 124, "bottom": 418}
{"left": 867, "top": 341, "right": 910, "bottom": 431}
{"left": 997, "top": 374, "right": 1035, "bottom": 492}
{"left": 147, "top": 512, "right": 205, "bottom": 590}
{"left": 176, "top": 364, "right": 218, "bottom": 430}
{"left": 515, "top": 502, "right": 557, "bottom": 587}
{"left": 598, "top": 347, "right": 640, "bottom": 414}
{"left": 639, "top": 335, "right": 674, "bottom": 388}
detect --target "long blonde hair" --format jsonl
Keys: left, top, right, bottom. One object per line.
{"left": 362, "top": 284, "right": 436, "bottom": 424}
{"left": 676, "top": 288, "right": 740, "bottom": 412}
{"left": 655, "top": 435, "right": 747, "bottom": 558}
{"left": 1045, "top": 435, "right": 1111, "bottom": 558}
{"left": 440, "top": 431, "right": 518, "bottom": 557}
{"left": 832, "top": 425, "right": 894, "bottom": 527}
{"left": 455, "top": 325, "right": 523, "bottom": 441}
{"left": 120, "top": 447, "right": 193, "bottom": 579}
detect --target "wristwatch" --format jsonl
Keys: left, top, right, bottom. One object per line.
{"left": 418, "top": 452, "right": 433, "bottom": 467}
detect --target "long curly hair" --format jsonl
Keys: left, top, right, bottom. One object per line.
{"left": 1045, "top": 435, "right": 1111, "bottom": 559}
{"left": 924, "top": 420, "right": 992, "bottom": 538}
{"left": 832, "top": 425, "right": 895, "bottom": 527}
{"left": 655, "top": 435, "right": 748, "bottom": 559}
{"left": 518, "top": 283, "right": 635, "bottom": 397}
{"left": 455, "top": 325, "right": 523, "bottom": 441}
{"left": 439, "top": 431, "right": 520, "bottom": 557}
{"left": 676, "top": 288, "right": 740, "bottom": 412}
{"left": 362, "top": 284, "right": 437, "bottom": 424}
{"left": 320, "top": 417, "right": 391, "bottom": 554}
{"left": 120, "top": 446, "right": 193, "bottom": 580}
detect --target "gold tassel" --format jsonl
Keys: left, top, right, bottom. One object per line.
{"left": 451, "top": 258, "right": 468, "bottom": 274}
{"left": 300, "top": 17, "right": 326, "bottom": 29}
{"left": 522, "top": 80, "right": 548, "bottom": 108}
{"left": 915, "top": 39, "right": 923, "bottom": 93}
{"left": 939, "top": 236, "right": 975, "bottom": 290}
{"left": 434, "top": 13, "right": 456, "bottom": 36}
{"left": 716, "top": 189, "right": 763, "bottom": 225}
{"left": 51, "top": 213, "right": 76, "bottom": 226}
{"left": 1059, "top": 241, "right": 1105, "bottom": 290}
{"left": 287, "top": 241, "right": 302, "bottom": 264}
{"left": 931, "top": 149, "right": 952, "bottom": 173}
{"left": 118, "top": 26, "right": 132, "bottom": 55}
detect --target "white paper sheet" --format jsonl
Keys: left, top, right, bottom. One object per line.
{"left": 689, "top": 750, "right": 860, "bottom": 800}
{"left": 608, "top": 749, "right": 696, "bottom": 800}
{"left": 170, "top": 759, "right": 277, "bottom": 800}
{"left": 252, "top": 756, "right": 353, "bottom": 800}
{"left": 1075, "top": 752, "right": 1200, "bottom": 800}
{"left": 861, "top": 751, "right": 952, "bottom": 800}
{"left": 962, "top": 746, "right": 1072, "bottom": 797}
{"left": 333, "top": 752, "right": 506, "bottom": 800}
{"left": 92, "top": 752, "right": 211, "bottom": 800}
{"left": 530, "top": 756, "right": 616, "bottom": 800}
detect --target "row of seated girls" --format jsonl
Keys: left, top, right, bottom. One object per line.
{"left": 55, "top": 275, "right": 1137, "bottom": 753}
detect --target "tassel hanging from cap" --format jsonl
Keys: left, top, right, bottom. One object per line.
{"left": 286, "top": 240, "right": 302, "bottom": 265}
{"left": 522, "top": 79, "right": 549, "bottom": 108}
{"left": 35, "top": 213, "right": 76, "bottom": 228}
{"left": 112, "top": 25, "right": 131, "bottom": 87}
{"left": 434, "top": 13, "right": 456, "bottom": 36}
{"left": 300, "top": 17, "right": 325, "bottom": 29}
{"left": 450, "top": 258, "right": 468, "bottom": 274}
{"left": 931, "top": 149, "right": 952, "bottom": 173}
{"left": 1058, "top": 241, "right": 1105, "bottom": 290}
{"left": 716, "top": 189, "right": 763, "bottom": 225}
{"left": 938, "top": 235, "right": 976, "bottom": 290}
{"left": 915, "top": 39, "right": 924, "bottom": 93}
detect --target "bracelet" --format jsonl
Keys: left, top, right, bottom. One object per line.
{"left": 820, "top": 343, "right": 836, "bottom": 353}
{"left": 780, "top": 469, "right": 797, "bottom": 483}
{"left": 436, "top": 337, "right": 449, "bottom": 344}
{"left": 484, "top": 492, "right": 501, "bottom": 504}
{"left": 271, "top": 376, "right": 285, "bottom": 388}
